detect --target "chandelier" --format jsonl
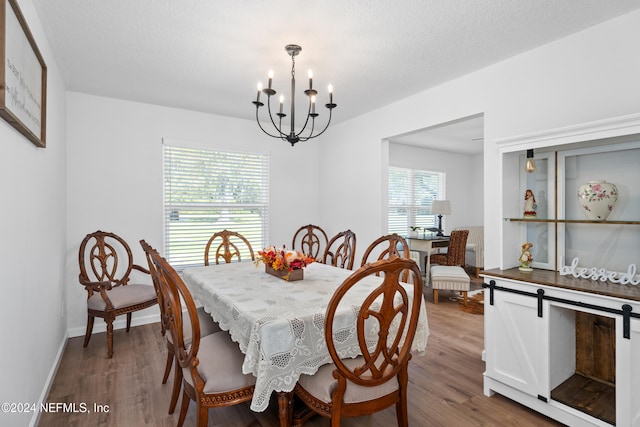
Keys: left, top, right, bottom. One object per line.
{"left": 252, "top": 44, "right": 337, "bottom": 146}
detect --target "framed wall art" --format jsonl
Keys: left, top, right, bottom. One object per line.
{"left": 1, "top": 0, "right": 47, "bottom": 147}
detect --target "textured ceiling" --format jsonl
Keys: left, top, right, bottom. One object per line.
{"left": 31, "top": 0, "right": 640, "bottom": 149}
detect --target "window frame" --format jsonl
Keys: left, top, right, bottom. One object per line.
{"left": 387, "top": 166, "right": 446, "bottom": 235}
{"left": 162, "top": 141, "right": 269, "bottom": 271}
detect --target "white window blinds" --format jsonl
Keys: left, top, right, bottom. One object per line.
{"left": 163, "top": 144, "right": 269, "bottom": 270}
{"left": 388, "top": 167, "right": 446, "bottom": 235}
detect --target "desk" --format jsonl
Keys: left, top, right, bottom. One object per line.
{"left": 408, "top": 236, "right": 449, "bottom": 274}
{"left": 182, "top": 261, "right": 429, "bottom": 416}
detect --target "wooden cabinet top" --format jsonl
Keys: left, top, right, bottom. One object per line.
{"left": 482, "top": 267, "right": 640, "bottom": 303}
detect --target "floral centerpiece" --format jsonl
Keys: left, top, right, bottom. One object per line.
{"left": 256, "top": 245, "right": 315, "bottom": 281}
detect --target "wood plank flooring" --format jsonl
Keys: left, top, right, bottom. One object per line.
{"left": 39, "top": 285, "right": 563, "bottom": 426}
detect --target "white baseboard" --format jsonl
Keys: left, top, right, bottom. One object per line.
{"left": 30, "top": 330, "right": 69, "bottom": 427}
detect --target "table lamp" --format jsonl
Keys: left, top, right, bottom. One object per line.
{"left": 430, "top": 200, "right": 451, "bottom": 237}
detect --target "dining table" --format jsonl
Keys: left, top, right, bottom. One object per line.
{"left": 181, "top": 260, "right": 430, "bottom": 424}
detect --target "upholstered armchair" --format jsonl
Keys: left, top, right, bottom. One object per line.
{"left": 454, "top": 226, "right": 484, "bottom": 276}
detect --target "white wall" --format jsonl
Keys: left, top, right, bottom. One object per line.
{"left": 389, "top": 143, "right": 484, "bottom": 232}
{"left": 65, "top": 93, "right": 322, "bottom": 335}
{"left": 0, "top": 1, "right": 67, "bottom": 426}
{"left": 322, "top": 9, "right": 640, "bottom": 270}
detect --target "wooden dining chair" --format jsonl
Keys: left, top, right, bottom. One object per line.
{"left": 323, "top": 229, "right": 357, "bottom": 270}
{"left": 426, "top": 229, "right": 469, "bottom": 268}
{"left": 361, "top": 233, "right": 411, "bottom": 281}
{"left": 78, "top": 230, "right": 158, "bottom": 358}
{"left": 148, "top": 246, "right": 256, "bottom": 427}
{"left": 293, "top": 256, "right": 424, "bottom": 427}
{"left": 140, "top": 240, "right": 220, "bottom": 415}
{"left": 361, "top": 233, "right": 410, "bottom": 264}
{"left": 204, "top": 229, "right": 255, "bottom": 265}
{"left": 292, "top": 224, "right": 329, "bottom": 260}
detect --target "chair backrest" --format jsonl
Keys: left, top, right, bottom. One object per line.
{"left": 323, "top": 229, "right": 357, "bottom": 270}
{"left": 79, "top": 230, "right": 137, "bottom": 294}
{"left": 291, "top": 224, "right": 329, "bottom": 260}
{"left": 140, "top": 240, "right": 168, "bottom": 333}
{"left": 325, "top": 256, "right": 423, "bottom": 396}
{"left": 204, "top": 230, "right": 255, "bottom": 265}
{"left": 445, "top": 229, "right": 469, "bottom": 266}
{"left": 148, "top": 244, "right": 200, "bottom": 372}
{"left": 361, "top": 233, "right": 410, "bottom": 265}
{"left": 361, "top": 233, "right": 411, "bottom": 281}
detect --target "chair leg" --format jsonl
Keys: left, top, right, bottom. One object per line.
{"left": 163, "top": 342, "right": 174, "bottom": 384}
{"left": 126, "top": 312, "right": 132, "bottom": 332}
{"left": 433, "top": 289, "right": 439, "bottom": 304}
{"left": 169, "top": 356, "right": 182, "bottom": 414}
{"left": 462, "top": 291, "right": 468, "bottom": 306}
{"left": 83, "top": 315, "right": 95, "bottom": 347}
{"left": 396, "top": 367, "right": 409, "bottom": 427}
{"left": 177, "top": 389, "right": 190, "bottom": 427}
{"left": 196, "top": 403, "right": 208, "bottom": 427}
{"left": 106, "top": 317, "right": 114, "bottom": 358}
{"left": 277, "top": 391, "right": 294, "bottom": 427}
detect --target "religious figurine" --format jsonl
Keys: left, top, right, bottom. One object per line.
{"left": 523, "top": 189, "right": 537, "bottom": 218}
{"left": 519, "top": 242, "right": 533, "bottom": 271}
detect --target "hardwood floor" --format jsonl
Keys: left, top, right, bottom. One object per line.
{"left": 39, "top": 286, "right": 563, "bottom": 427}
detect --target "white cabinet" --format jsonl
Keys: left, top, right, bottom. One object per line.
{"left": 487, "top": 114, "right": 640, "bottom": 426}
{"left": 483, "top": 271, "right": 640, "bottom": 427}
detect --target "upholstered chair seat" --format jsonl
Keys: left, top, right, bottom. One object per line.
{"left": 87, "top": 284, "right": 156, "bottom": 311}
{"left": 297, "top": 356, "right": 398, "bottom": 404}
{"left": 182, "top": 332, "right": 255, "bottom": 394}
{"left": 166, "top": 307, "right": 221, "bottom": 347}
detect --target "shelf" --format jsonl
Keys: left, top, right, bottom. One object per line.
{"left": 506, "top": 218, "right": 640, "bottom": 225}
{"left": 551, "top": 373, "right": 615, "bottom": 425}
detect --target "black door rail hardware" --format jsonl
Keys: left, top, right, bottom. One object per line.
{"left": 483, "top": 280, "right": 638, "bottom": 339}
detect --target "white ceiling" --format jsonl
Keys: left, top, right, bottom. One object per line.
{"left": 388, "top": 114, "right": 485, "bottom": 155}
{"left": 31, "top": 0, "right": 640, "bottom": 151}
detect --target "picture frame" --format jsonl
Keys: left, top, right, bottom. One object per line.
{"left": 1, "top": 0, "right": 47, "bottom": 148}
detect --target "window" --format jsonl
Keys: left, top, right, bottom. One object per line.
{"left": 163, "top": 144, "right": 269, "bottom": 270}
{"left": 388, "top": 167, "right": 445, "bottom": 235}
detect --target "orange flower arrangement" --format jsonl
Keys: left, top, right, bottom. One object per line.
{"left": 256, "top": 245, "right": 315, "bottom": 272}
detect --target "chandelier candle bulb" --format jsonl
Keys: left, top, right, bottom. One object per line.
{"left": 268, "top": 70, "right": 273, "bottom": 89}
{"left": 308, "top": 70, "right": 313, "bottom": 90}
{"left": 328, "top": 84, "right": 333, "bottom": 104}
{"left": 256, "top": 82, "right": 262, "bottom": 102}
{"left": 311, "top": 95, "right": 316, "bottom": 113}
{"left": 279, "top": 95, "right": 284, "bottom": 114}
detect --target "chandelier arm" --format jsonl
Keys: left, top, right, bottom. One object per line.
{"left": 265, "top": 94, "right": 289, "bottom": 139}
{"left": 294, "top": 99, "right": 314, "bottom": 137}
{"left": 299, "top": 108, "right": 333, "bottom": 141}
{"left": 298, "top": 111, "right": 316, "bottom": 142}
{"left": 255, "top": 105, "right": 288, "bottom": 140}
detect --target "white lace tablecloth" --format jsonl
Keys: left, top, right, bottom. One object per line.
{"left": 182, "top": 261, "right": 429, "bottom": 412}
